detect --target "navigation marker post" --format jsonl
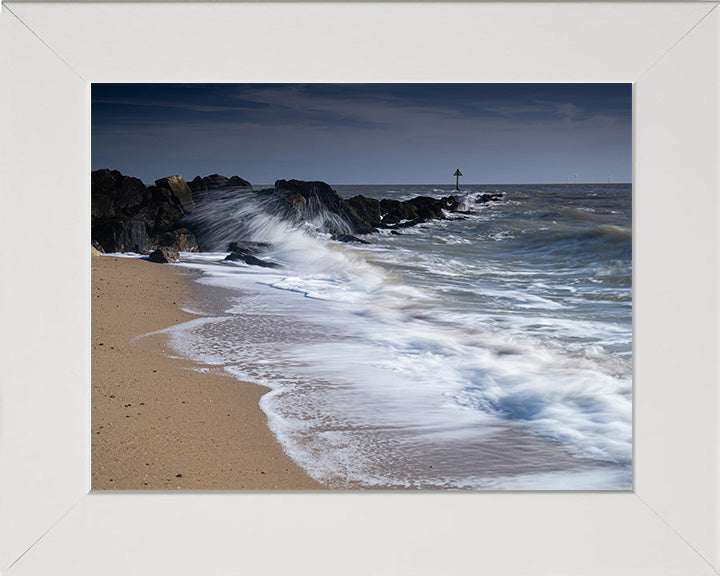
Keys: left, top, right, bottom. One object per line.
{"left": 453, "top": 168, "right": 462, "bottom": 191}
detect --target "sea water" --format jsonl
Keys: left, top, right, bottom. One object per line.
{"left": 156, "top": 184, "right": 632, "bottom": 489}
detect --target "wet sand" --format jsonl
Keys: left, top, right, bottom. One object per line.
{"left": 91, "top": 254, "right": 321, "bottom": 490}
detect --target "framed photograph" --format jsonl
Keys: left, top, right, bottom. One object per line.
{"left": 1, "top": 2, "right": 718, "bottom": 574}
{"left": 89, "top": 81, "right": 633, "bottom": 493}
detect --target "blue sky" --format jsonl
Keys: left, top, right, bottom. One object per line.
{"left": 92, "top": 83, "right": 631, "bottom": 186}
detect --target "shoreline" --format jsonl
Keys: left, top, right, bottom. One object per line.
{"left": 91, "top": 254, "right": 322, "bottom": 490}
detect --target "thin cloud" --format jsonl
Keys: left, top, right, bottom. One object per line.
{"left": 94, "top": 97, "right": 256, "bottom": 114}
{"left": 230, "top": 85, "right": 463, "bottom": 129}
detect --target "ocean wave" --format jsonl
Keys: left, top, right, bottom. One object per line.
{"left": 453, "top": 361, "right": 632, "bottom": 465}
{"left": 160, "top": 184, "right": 632, "bottom": 488}
{"left": 170, "top": 244, "right": 632, "bottom": 483}
{"left": 504, "top": 224, "right": 631, "bottom": 262}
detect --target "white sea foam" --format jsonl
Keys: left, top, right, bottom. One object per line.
{"left": 455, "top": 467, "right": 631, "bottom": 490}
{"left": 166, "top": 256, "right": 631, "bottom": 485}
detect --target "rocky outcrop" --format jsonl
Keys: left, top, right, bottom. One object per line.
{"left": 91, "top": 169, "right": 154, "bottom": 222}
{"left": 379, "top": 195, "right": 457, "bottom": 227}
{"left": 378, "top": 198, "right": 419, "bottom": 226}
{"left": 406, "top": 195, "right": 456, "bottom": 220}
{"left": 227, "top": 241, "right": 271, "bottom": 253}
{"left": 190, "top": 175, "right": 219, "bottom": 192}
{"left": 225, "top": 250, "right": 280, "bottom": 268}
{"left": 94, "top": 169, "right": 504, "bottom": 254}
{"left": 344, "top": 195, "right": 382, "bottom": 230}
{"left": 330, "top": 234, "right": 369, "bottom": 244}
{"left": 92, "top": 169, "right": 201, "bottom": 254}
{"left": 189, "top": 174, "right": 253, "bottom": 194}
{"left": 257, "top": 180, "right": 377, "bottom": 235}
{"left": 155, "top": 175, "right": 195, "bottom": 213}
{"left": 148, "top": 185, "right": 185, "bottom": 236}
{"left": 345, "top": 191, "right": 502, "bottom": 231}
{"left": 91, "top": 169, "right": 155, "bottom": 252}
{"left": 92, "top": 218, "right": 153, "bottom": 254}
{"left": 227, "top": 175, "right": 253, "bottom": 189}
{"left": 475, "top": 192, "right": 504, "bottom": 204}
{"left": 256, "top": 180, "right": 502, "bottom": 236}
{"left": 148, "top": 247, "right": 180, "bottom": 263}
{"left": 159, "top": 228, "right": 199, "bottom": 253}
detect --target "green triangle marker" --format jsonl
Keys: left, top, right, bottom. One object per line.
{"left": 453, "top": 168, "right": 462, "bottom": 191}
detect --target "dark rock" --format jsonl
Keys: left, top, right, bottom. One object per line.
{"left": 190, "top": 174, "right": 228, "bottom": 192}
{"left": 92, "top": 169, "right": 193, "bottom": 249}
{"left": 91, "top": 169, "right": 153, "bottom": 221}
{"left": 252, "top": 181, "right": 485, "bottom": 235}
{"left": 379, "top": 198, "right": 418, "bottom": 226}
{"left": 227, "top": 241, "right": 271, "bottom": 254}
{"left": 344, "top": 195, "right": 382, "bottom": 231}
{"left": 476, "top": 192, "right": 504, "bottom": 203}
{"left": 189, "top": 176, "right": 207, "bottom": 193}
{"left": 227, "top": 175, "right": 253, "bottom": 189}
{"left": 148, "top": 247, "right": 180, "bottom": 263}
{"left": 154, "top": 175, "right": 196, "bottom": 214}
{"left": 92, "top": 240, "right": 105, "bottom": 253}
{"left": 404, "top": 196, "right": 447, "bottom": 221}
{"left": 331, "top": 234, "right": 369, "bottom": 244}
{"left": 149, "top": 186, "right": 185, "bottom": 235}
{"left": 261, "top": 180, "right": 377, "bottom": 235}
{"left": 158, "top": 228, "right": 199, "bottom": 253}
{"left": 95, "top": 170, "right": 505, "bottom": 255}
{"left": 189, "top": 174, "right": 253, "bottom": 194}
{"left": 440, "top": 195, "right": 461, "bottom": 211}
{"left": 92, "top": 219, "right": 152, "bottom": 253}
{"left": 396, "top": 219, "right": 423, "bottom": 229}
{"left": 225, "top": 251, "right": 280, "bottom": 268}
{"left": 378, "top": 196, "right": 456, "bottom": 228}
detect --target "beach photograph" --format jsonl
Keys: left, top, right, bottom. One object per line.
{"left": 91, "top": 83, "right": 632, "bottom": 490}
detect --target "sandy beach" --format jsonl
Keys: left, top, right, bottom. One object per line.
{"left": 92, "top": 254, "right": 321, "bottom": 490}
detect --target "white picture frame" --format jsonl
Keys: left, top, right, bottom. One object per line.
{"left": 1, "top": 2, "right": 718, "bottom": 574}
